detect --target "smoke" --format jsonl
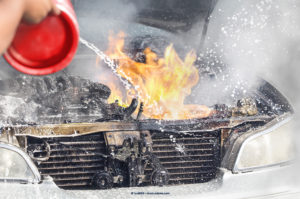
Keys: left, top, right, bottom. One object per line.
{"left": 206, "top": 0, "right": 300, "bottom": 88}
{"left": 201, "top": 0, "right": 300, "bottom": 189}
{"left": 186, "top": 0, "right": 299, "bottom": 105}
{"left": 67, "top": 0, "right": 139, "bottom": 79}
{"left": 178, "top": 0, "right": 300, "bottom": 192}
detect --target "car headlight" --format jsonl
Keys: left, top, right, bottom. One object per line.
{"left": 233, "top": 116, "right": 295, "bottom": 172}
{"left": 0, "top": 142, "right": 41, "bottom": 183}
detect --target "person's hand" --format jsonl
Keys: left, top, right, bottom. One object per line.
{"left": 22, "top": 0, "right": 61, "bottom": 24}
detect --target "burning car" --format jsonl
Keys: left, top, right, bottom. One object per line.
{"left": 0, "top": 0, "right": 298, "bottom": 198}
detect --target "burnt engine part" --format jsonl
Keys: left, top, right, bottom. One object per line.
{"left": 104, "top": 131, "right": 169, "bottom": 187}
{"left": 233, "top": 98, "right": 258, "bottom": 116}
{"left": 136, "top": 102, "right": 144, "bottom": 120}
{"left": 151, "top": 168, "right": 169, "bottom": 186}
{"left": 26, "top": 139, "right": 51, "bottom": 162}
{"left": 92, "top": 171, "right": 114, "bottom": 189}
{"left": 213, "top": 98, "right": 259, "bottom": 118}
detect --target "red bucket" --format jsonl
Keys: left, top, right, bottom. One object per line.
{"left": 3, "top": 0, "right": 79, "bottom": 76}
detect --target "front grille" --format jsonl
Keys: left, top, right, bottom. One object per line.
{"left": 144, "top": 131, "right": 220, "bottom": 185}
{"left": 27, "top": 134, "right": 106, "bottom": 189}
{"left": 26, "top": 130, "right": 220, "bottom": 189}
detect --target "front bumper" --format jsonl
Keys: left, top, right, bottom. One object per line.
{"left": 2, "top": 163, "right": 298, "bottom": 199}
{"left": 68, "top": 163, "right": 300, "bottom": 199}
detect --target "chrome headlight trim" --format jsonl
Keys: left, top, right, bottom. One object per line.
{"left": 0, "top": 142, "right": 41, "bottom": 183}
{"left": 232, "top": 115, "right": 293, "bottom": 173}
{"left": 221, "top": 113, "right": 294, "bottom": 173}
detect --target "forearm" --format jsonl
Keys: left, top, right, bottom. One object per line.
{"left": 0, "top": 0, "right": 25, "bottom": 54}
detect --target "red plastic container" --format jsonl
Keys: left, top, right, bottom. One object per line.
{"left": 3, "top": 0, "right": 79, "bottom": 76}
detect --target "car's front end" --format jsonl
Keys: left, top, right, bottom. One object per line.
{"left": 0, "top": 75, "right": 297, "bottom": 199}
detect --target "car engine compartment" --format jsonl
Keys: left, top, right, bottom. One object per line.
{"left": 0, "top": 73, "right": 292, "bottom": 189}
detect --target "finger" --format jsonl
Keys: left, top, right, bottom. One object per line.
{"left": 50, "top": 0, "right": 61, "bottom": 15}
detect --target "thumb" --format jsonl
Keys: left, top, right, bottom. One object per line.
{"left": 51, "top": 0, "right": 61, "bottom": 15}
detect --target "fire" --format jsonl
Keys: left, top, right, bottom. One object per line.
{"left": 98, "top": 32, "right": 213, "bottom": 120}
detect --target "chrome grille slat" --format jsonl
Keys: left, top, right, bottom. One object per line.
{"left": 145, "top": 165, "right": 213, "bottom": 170}
{"left": 50, "top": 141, "right": 105, "bottom": 145}
{"left": 153, "top": 142, "right": 213, "bottom": 147}
{"left": 39, "top": 163, "right": 104, "bottom": 170}
{"left": 33, "top": 147, "right": 105, "bottom": 153}
{"left": 152, "top": 137, "right": 216, "bottom": 142}
{"left": 41, "top": 169, "right": 103, "bottom": 176}
{"left": 156, "top": 154, "right": 214, "bottom": 158}
{"left": 152, "top": 148, "right": 213, "bottom": 153}
{"left": 49, "top": 153, "right": 102, "bottom": 158}
{"left": 39, "top": 158, "right": 103, "bottom": 165}
{"left": 159, "top": 159, "right": 213, "bottom": 164}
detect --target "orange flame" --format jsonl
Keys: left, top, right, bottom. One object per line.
{"left": 99, "top": 32, "right": 212, "bottom": 120}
